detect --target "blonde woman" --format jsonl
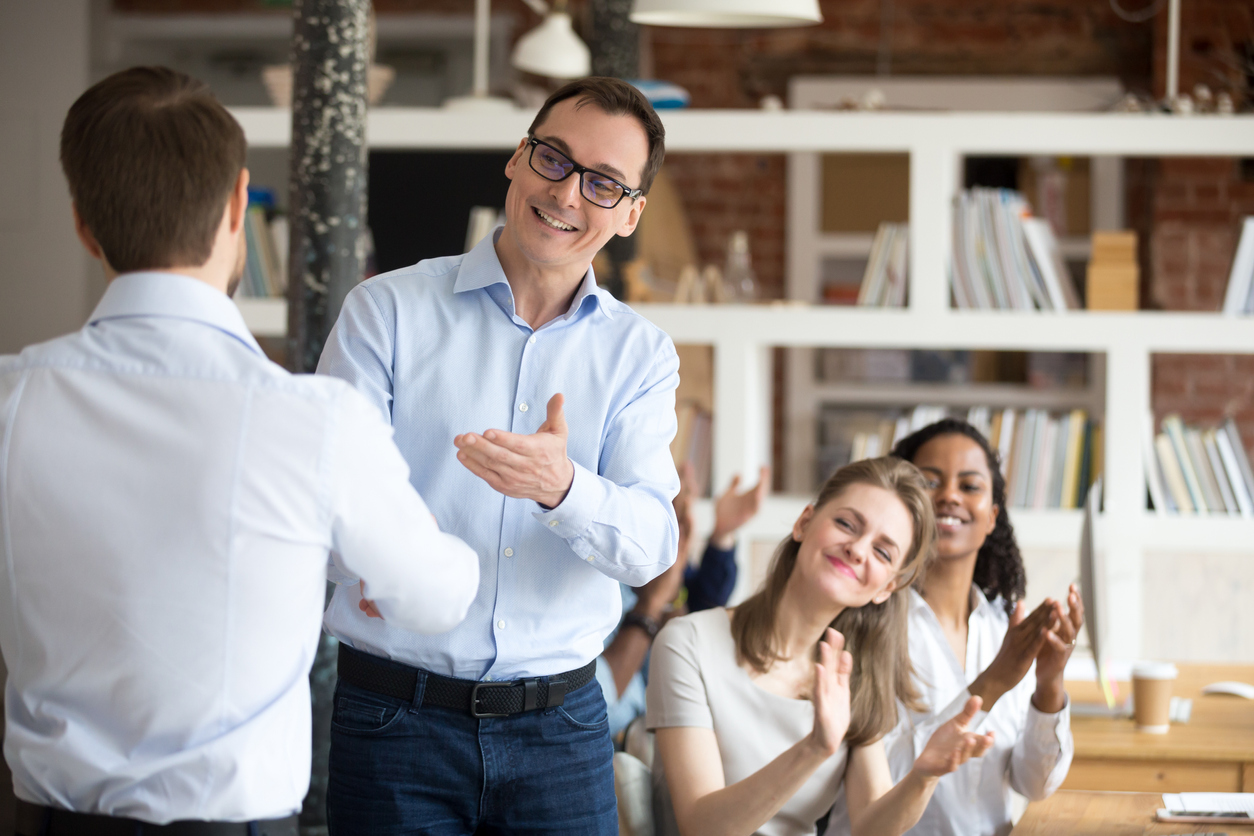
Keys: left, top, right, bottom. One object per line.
{"left": 646, "top": 457, "right": 995, "bottom": 836}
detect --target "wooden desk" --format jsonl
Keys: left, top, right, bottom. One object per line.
{"left": 1011, "top": 791, "right": 1254, "bottom": 835}
{"left": 1064, "top": 664, "right": 1254, "bottom": 793}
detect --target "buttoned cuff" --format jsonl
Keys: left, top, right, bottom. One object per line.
{"left": 1025, "top": 693, "right": 1070, "bottom": 752}
{"left": 534, "top": 459, "right": 607, "bottom": 562}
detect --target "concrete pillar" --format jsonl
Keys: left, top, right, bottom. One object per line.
{"left": 287, "top": 0, "right": 371, "bottom": 374}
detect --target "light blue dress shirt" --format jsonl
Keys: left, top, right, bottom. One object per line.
{"left": 0, "top": 273, "right": 477, "bottom": 822}
{"left": 318, "top": 230, "right": 681, "bottom": 681}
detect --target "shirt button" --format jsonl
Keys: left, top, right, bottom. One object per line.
{"left": 586, "top": 555, "right": 595, "bottom": 562}
{"left": 548, "top": 520, "right": 559, "bottom": 527}
{"left": 497, "top": 620, "right": 506, "bottom": 629}
{"left": 528, "top": 335, "right": 536, "bottom": 345}
{"left": 519, "top": 402, "right": 529, "bottom": 412}
{"left": 504, "top": 547, "right": 514, "bottom": 557}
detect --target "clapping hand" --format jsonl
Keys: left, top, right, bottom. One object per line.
{"left": 1032, "top": 583, "right": 1084, "bottom": 713}
{"left": 968, "top": 598, "right": 1057, "bottom": 709}
{"left": 454, "top": 393, "right": 574, "bottom": 509}
{"left": 808, "top": 628, "right": 853, "bottom": 757}
{"left": 710, "top": 466, "right": 770, "bottom": 549}
{"left": 913, "top": 696, "right": 995, "bottom": 778}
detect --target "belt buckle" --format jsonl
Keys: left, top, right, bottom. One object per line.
{"left": 471, "top": 682, "right": 510, "bottom": 719}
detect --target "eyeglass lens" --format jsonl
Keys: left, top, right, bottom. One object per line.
{"left": 530, "top": 143, "right": 626, "bottom": 208}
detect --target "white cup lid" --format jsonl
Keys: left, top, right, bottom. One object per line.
{"left": 1133, "top": 661, "right": 1178, "bottom": 680}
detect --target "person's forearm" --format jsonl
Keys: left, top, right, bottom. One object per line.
{"left": 1031, "top": 677, "right": 1066, "bottom": 714}
{"left": 967, "top": 669, "right": 1010, "bottom": 710}
{"left": 676, "top": 736, "right": 831, "bottom": 836}
{"left": 848, "top": 768, "right": 939, "bottom": 836}
{"left": 600, "top": 607, "right": 660, "bottom": 696}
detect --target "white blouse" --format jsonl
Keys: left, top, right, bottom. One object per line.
{"left": 647, "top": 608, "right": 849, "bottom": 836}
{"left": 826, "top": 586, "right": 1073, "bottom": 836}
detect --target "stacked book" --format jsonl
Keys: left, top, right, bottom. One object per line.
{"left": 951, "top": 188, "right": 1081, "bottom": 311}
{"left": 1144, "top": 414, "right": 1254, "bottom": 516}
{"left": 830, "top": 404, "right": 1100, "bottom": 510}
{"left": 236, "top": 202, "right": 289, "bottom": 299}
{"left": 856, "top": 223, "right": 909, "bottom": 307}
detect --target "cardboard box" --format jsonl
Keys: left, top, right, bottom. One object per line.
{"left": 1086, "top": 262, "right": 1138, "bottom": 310}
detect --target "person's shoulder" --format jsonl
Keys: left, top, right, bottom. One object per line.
{"left": 359, "top": 254, "right": 464, "bottom": 296}
{"left": 657, "top": 607, "right": 732, "bottom": 653}
{"left": 345, "top": 254, "right": 466, "bottom": 319}
{"left": 595, "top": 292, "right": 672, "bottom": 343}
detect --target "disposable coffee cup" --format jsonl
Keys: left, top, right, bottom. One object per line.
{"left": 1132, "top": 661, "right": 1178, "bottom": 733}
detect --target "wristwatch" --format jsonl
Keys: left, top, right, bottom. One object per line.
{"left": 622, "top": 611, "right": 661, "bottom": 640}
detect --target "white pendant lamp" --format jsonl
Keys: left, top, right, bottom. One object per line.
{"left": 512, "top": 5, "right": 592, "bottom": 79}
{"left": 630, "top": 0, "right": 822, "bottom": 27}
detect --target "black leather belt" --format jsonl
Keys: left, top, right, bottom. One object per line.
{"left": 15, "top": 799, "right": 298, "bottom": 836}
{"left": 337, "top": 644, "right": 596, "bottom": 718}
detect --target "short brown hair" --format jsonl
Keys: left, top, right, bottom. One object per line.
{"left": 526, "top": 77, "right": 665, "bottom": 195}
{"left": 60, "top": 66, "right": 246, "bottom": 273}
{"left": 731, "top": 457, "right": 935, "bottom": 746}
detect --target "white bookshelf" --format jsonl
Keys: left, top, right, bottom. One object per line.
{"left": 232, "top": 106, "right": 1254, "bottom": 660}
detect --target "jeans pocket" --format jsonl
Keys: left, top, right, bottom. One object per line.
{"left": 554, "top": 694, "right": 610, "bottom": 732}
{"left": 331, "top": 690, "right": 407, "bottom": 736}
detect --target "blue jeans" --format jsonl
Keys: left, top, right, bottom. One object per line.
{"left": 326, "top": 673, "right": 617, "bottom": 835}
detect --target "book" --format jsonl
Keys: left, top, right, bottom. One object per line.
{"left": 1163, "top": 415, "right": 1208, "bottom": 513}
{"left": 1202, "top": 429, "right": 1239, "bottom": 515}
{"left": 1022, "top": 217, "right": 1080, "bottom": 311}
{"left": 1185, "top": 428, "right": 1225, "bottom": 513}
{"left": 1221, "top": 216, "right": 1254, "bottom": 315}
{"left": 1155, "top": 433, "right": 1195, "bottom": 514}
{"left": 1223, "top": 419, "right": 1254, "bottom": 508}
{"left": 1215, "top": 425, "right": 1254, "bottom": 517}
{"left": 1060, "top": 409, "right": 1087, "bottom": 508}
{"left": 1142, "top": 411, "right": 1169, "bottom": 515}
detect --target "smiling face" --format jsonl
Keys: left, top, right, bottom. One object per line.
{"left": 911, "top": 433, "right": 999, "bottom": 562}
{"left": 497, "top": 97, "right": 648, "bottom": 280}
{"left": 790, "top": 482, "right": 915, "bottom": 610}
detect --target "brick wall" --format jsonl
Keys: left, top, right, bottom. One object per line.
{"left": 1145, "top": 0, "right": 1254, "bottom": 445}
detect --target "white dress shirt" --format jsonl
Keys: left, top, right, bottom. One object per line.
{"left": 825, "top": 586, "right": 1072, "bottom": 836}
{"left": 318, "top": 230, "right": 680, "bottom": 681}
{"left": 0, "top": 272, "right": 479, "bottom": 823}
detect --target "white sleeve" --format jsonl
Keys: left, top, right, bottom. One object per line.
{"left": 1008, "top": 691, "right": 1073, "bottom": 801}
{"left": 326, "top": 386, "right": 480, "bottom": 635}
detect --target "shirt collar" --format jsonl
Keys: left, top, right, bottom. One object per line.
{"left": 452, "top": 227, "right": 614, "bottom": 323}
{"left": 89, "top": 271, "right": 264, "bottom": 356}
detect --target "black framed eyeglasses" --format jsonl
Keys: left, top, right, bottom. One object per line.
{"left": 526, "top": 137, "right": 643, "bottom": 209}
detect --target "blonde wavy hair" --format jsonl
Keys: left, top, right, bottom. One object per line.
{"left": 730, "top": 456, "right": 935, "bottom": 746}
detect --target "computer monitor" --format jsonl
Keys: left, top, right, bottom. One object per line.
{"left": 1078, "top": 477, "right": 1115, "bottom": 706}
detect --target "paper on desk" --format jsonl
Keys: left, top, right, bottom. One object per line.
{"left": 1162, "top": 793, "right": 1254, "bottom": 813}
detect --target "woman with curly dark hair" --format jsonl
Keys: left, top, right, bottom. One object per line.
{"left": 890, "top": 419, "right": 1084, "bottom": 835}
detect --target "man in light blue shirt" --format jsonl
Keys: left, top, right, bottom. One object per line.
{"left": 0, "top": 67, "right": 478, "bottom": 836}
{"left": 318, "top": 77, "right": 679, "bottom": 834}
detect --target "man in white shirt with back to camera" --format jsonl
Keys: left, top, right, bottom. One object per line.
{"left": 0, "top": 66, "right": 479, "bottom": 836}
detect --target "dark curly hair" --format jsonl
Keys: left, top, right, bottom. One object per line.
{"left": 891, "top": 418, "right": 1026, "bottom": 616}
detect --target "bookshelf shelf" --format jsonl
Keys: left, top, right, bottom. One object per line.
{"left": 231, "top": 105, "right": 1254, "bottom": 660}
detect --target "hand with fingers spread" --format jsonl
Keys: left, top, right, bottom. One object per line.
{"left": 807, "top": 628, "right": 854, "bottom": 758}
{"left": 967, "top": 598, "right": 1058, "bottom": 710}
{"left": 710, "top": 465, "right": 770, "bottom": 549}
{"left": 453, "top": 393, "right": 575, "bottom": 509}
{"left": 1032, "top": 583, "right": 1084, "bottom": 712}
{"left": 913, "top": 695, "right": 996, "bottom": 778}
